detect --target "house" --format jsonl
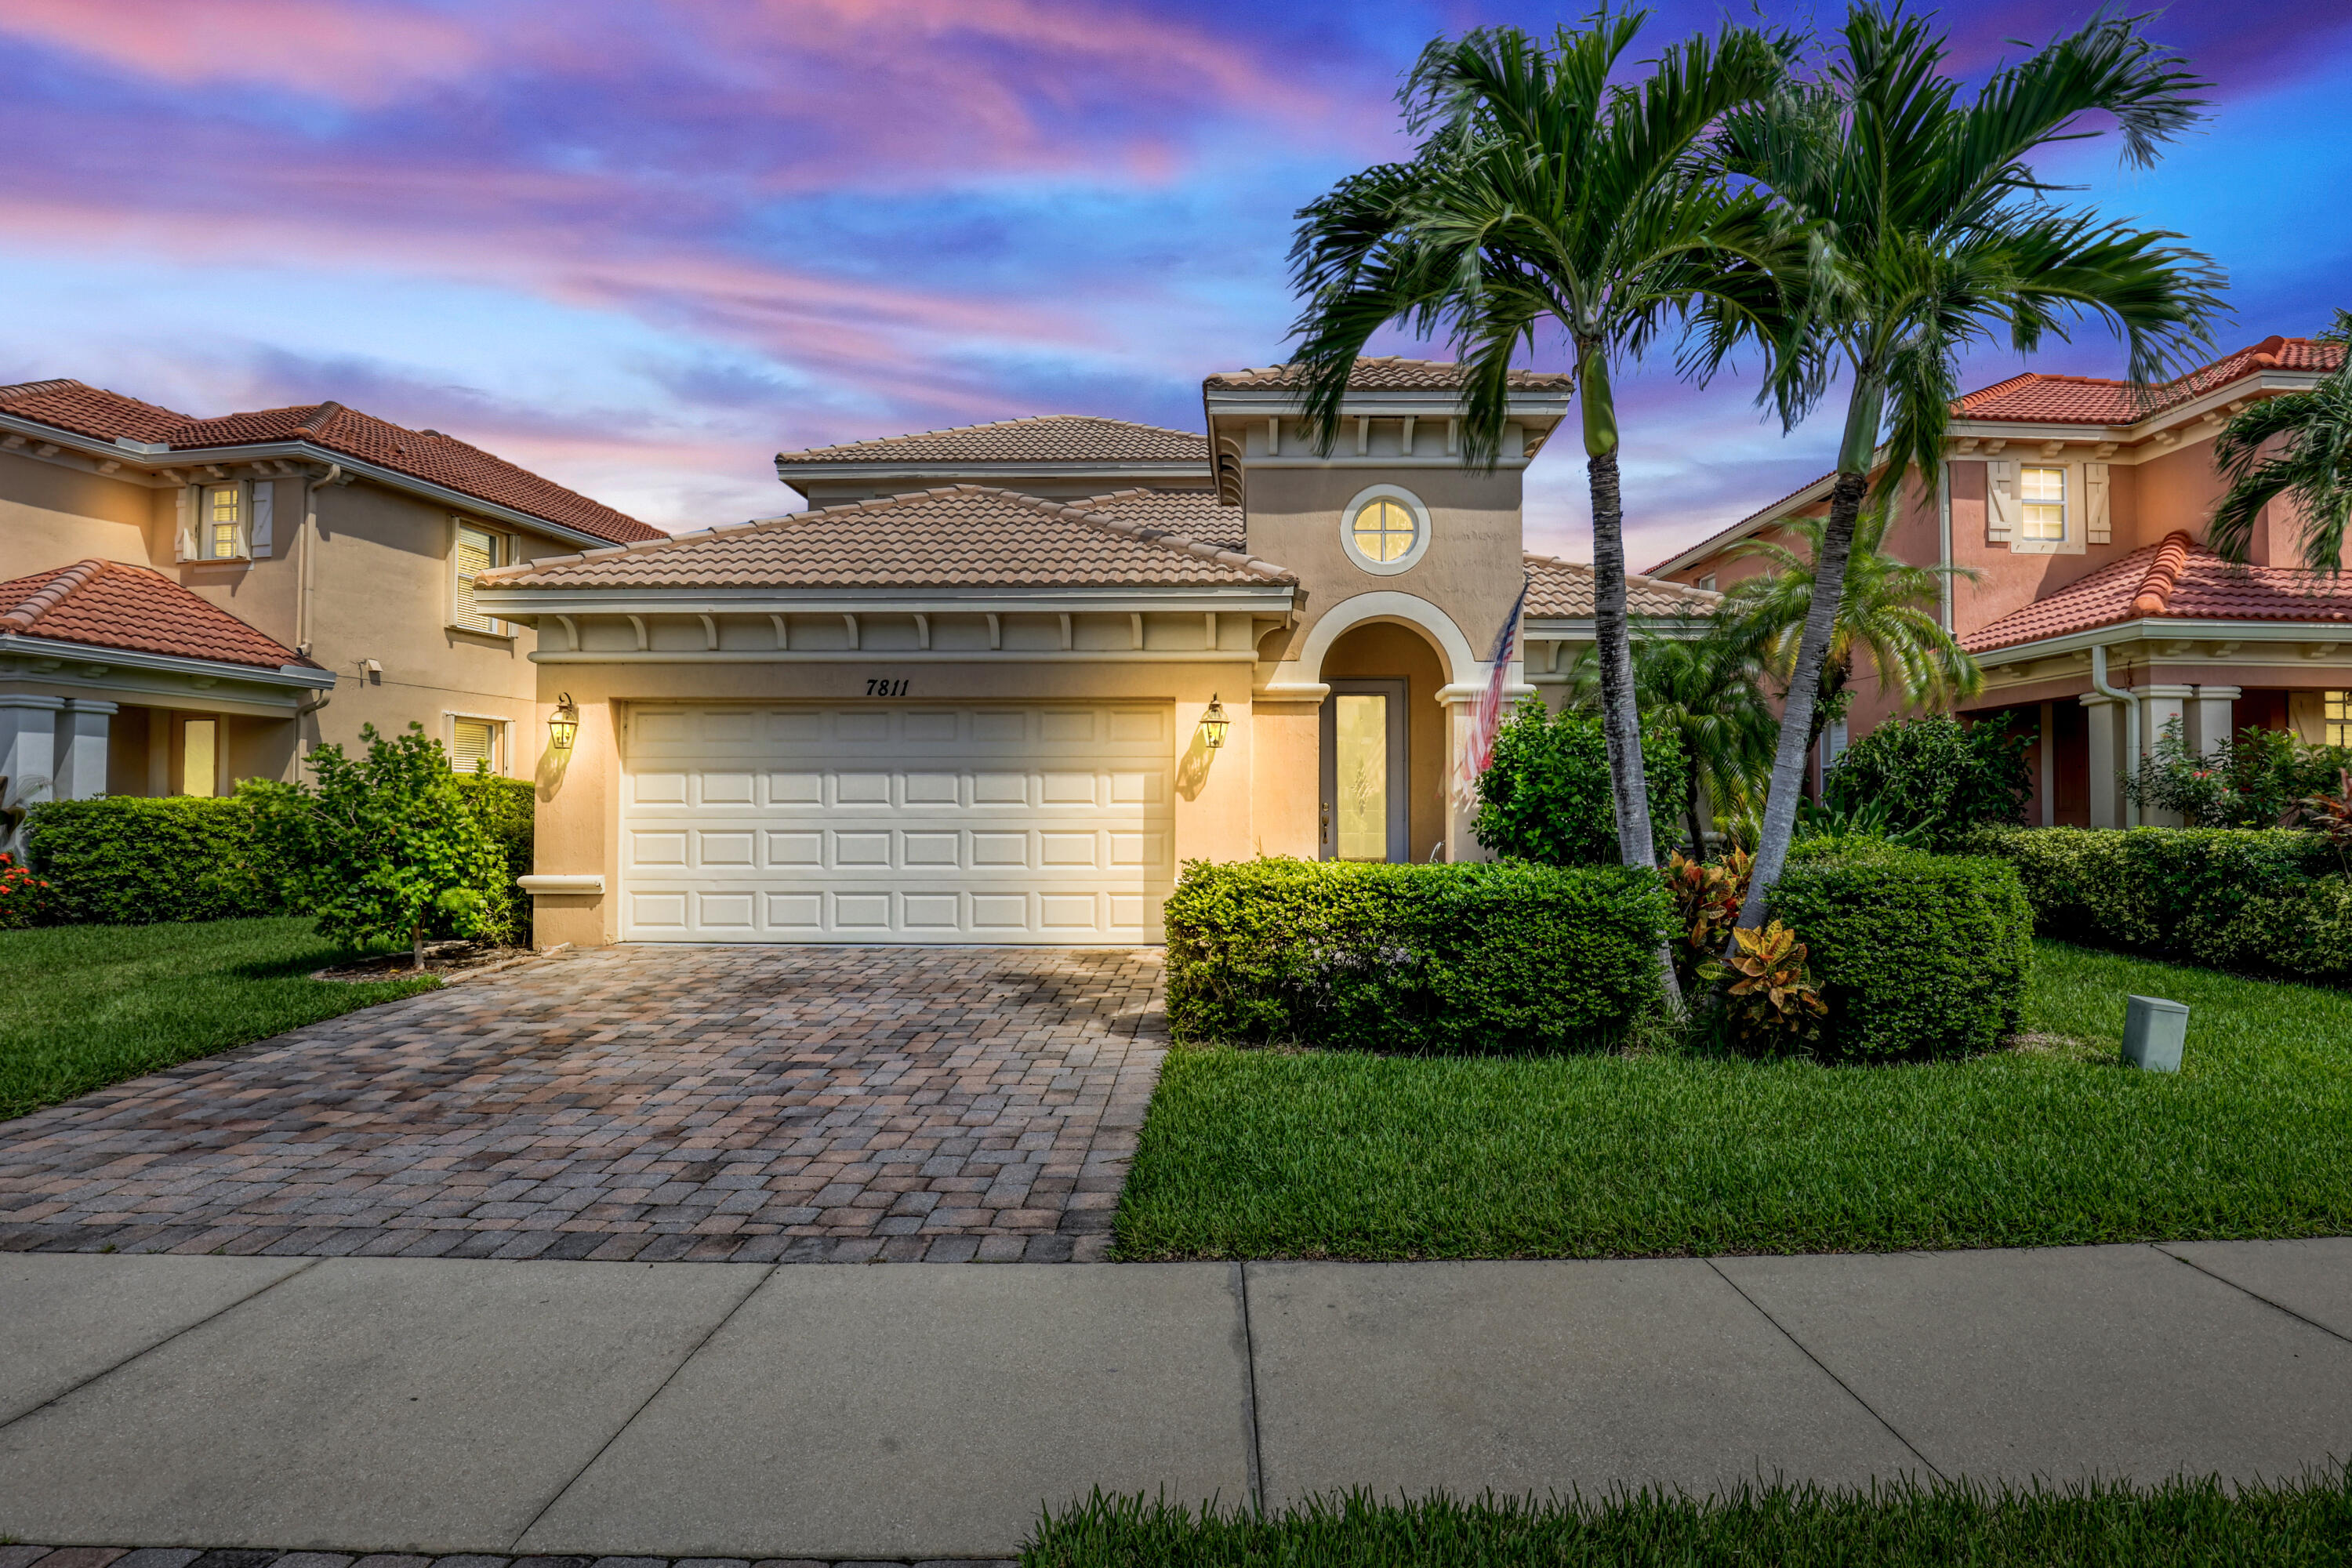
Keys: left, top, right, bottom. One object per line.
{"left": 1650, "top": 336, "right": 2352, "bottom": 826}
{"left": 477, "top": 358, "right": 1718, "bottom": 948}
{"left": 0, "top": 379, "right": 662, "bottom": 837}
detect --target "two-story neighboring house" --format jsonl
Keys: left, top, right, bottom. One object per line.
{"left": 475, "top": 358, "right": 1716, "bottom": 949}
{"left": 1650, "top": 336, "right": 2352, "bottom": 827}
{"left": 0, "top": 379, "right": 662, "bottom": 828}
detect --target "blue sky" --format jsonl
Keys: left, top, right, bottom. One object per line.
{"left": 2, "top": 0, "right": 2343, "bottom": 568}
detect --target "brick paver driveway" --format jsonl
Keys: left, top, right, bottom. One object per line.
{"left": 0, "top": 946, "right": 1164, "bottom": 1264}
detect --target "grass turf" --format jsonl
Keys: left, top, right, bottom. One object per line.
{"left": 1022, "top": 1469, "right": 2352, "bottom": 1566}
{"left": 1113, "top": 940, "right": 2352, "bottom": 1260}
{"left": 0, "top": 916, "right": 436, "bottom": 1121}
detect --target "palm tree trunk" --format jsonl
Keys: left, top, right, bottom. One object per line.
{"left": 1588, "top": 445, "right": 1682, "bottom": 1008}
{"left": 1736, "top": 467, "right": 1869, "bottom": 931}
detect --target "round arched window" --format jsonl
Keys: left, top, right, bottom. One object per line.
{"left": 1341, "top": 486, "right": 1431, "bottom": 575}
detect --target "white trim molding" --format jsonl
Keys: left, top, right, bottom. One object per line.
{"left": 1276, "top": 590, "right": 1482, "bottom": 688}
{"left": 1338, "top": 482, "right": 1434, "bottom": 577}
{"left": 519, "top": 874, "right": 604, "bottom": 896}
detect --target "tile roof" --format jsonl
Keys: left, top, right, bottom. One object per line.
{"left": 774, "top": 416, "right": 1207, "bottom": 467}
{"left": 0, "top": 379, "right": 660, "bottom": 546}
{"left": 1955, "top": 336, "right": 2347, "bottom": 425}
{"left": 1963, "top": 532, "right": 2352, "bottom": 652}
{"left": 1523, "top": 553, "right": 1722, "bottom": 619}
{"left": 0, "top": 558, "right": 316, "bottom": 670}
{"left": 1075, "top": 487, "right": 1246, "bottom": 552}
{"left": 1203, "top": 356, "right": 1577, "bottom": 391}
{"left": 478, "top": 485, "right": 1294, "bottom": 592}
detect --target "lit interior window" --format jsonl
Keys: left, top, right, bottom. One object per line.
{"left": 182, "top": 717, "right": 217, "bottom": 797}
{"left": 205, "top": 485, "right": 242, "bottom": 559}
{"left": 2020, "top": 466, "right": 2066, "bottom": 542}
{"left": 2326, "top": 691, "right": 2351, "bottom": 748}
{"left": 1350, "top": 497, "right": 1419, "bottom": 564}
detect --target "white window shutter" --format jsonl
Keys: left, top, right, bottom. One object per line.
{"left": 1987, "top": 460, "right": 2016, "bottom": 543}
{"left": 2085, "top": 463, "right": 2111, "bottom": 546}
{"left": 175, "top": 485, "right": 195, "bottom": 561}
{"left": 249, "top": 481, "right": 274, "bottom": 557}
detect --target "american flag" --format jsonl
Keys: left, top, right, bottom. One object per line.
{"left": 1458, "top": 575, "right": 1530, "bottom": 799}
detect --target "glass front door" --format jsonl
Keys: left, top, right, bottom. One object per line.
{"left": 1320, "top": 679, "right": 1408, "bottom": 862}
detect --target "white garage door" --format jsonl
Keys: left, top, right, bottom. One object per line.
{"left": 620, "top": 703, "right": 1174, "bottom": 943}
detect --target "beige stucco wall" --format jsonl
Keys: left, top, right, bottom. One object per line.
{"left": 524, "top": 655, "right": 1263, "bottom": 949}
{"left": 0, "top": 448, "right": 158, "bottom": 567}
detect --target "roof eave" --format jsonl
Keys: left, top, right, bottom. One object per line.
{"left": 0, "top": 630, "right": 336, "bottom": 688}
{"left": 1965, "top": 615, "right": 2352, "bottom": 662}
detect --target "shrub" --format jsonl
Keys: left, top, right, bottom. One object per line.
{"left": 1957, "top": 824, "right": 2352, "bottom": 985}
{"left": 1822, "top": 714, "right": 2031, "bottom": 848}
{"left": 245, "top": 723, "right": 516, "bottom": 966}
{"left": 2125, "top": 720, "right": 2352, "bottom": 829}
{"left": 0, "top": 851, "right": 52, "bottom": 930}
{"left": 1163, "top": 857, "right": 1673, "bottom": 1053}
{"left": 1766, "top": 844, "right": 2033, "bottom": 1061}
{"left": 24, "top": 796, "right": 283, "bottom": 926}
{"left": 1473, "top": 700, "right": 1690, "bottom": 865}
{"left": 457, "top": 773, "right": 535, "bottom": 948}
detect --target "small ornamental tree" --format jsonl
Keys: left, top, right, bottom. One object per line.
{"left": 245, "top": 722, "right": 513, "bottom": 968}
{"left": 1474, "top": 701, "right": 1690, "bottom": 866}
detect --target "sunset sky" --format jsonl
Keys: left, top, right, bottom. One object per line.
{"left": 3, "top": 0, "right": 2344, "bottom": 568}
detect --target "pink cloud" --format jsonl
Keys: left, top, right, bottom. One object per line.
{"left": 0, "top": 0, "right": 482, "bottom": 103}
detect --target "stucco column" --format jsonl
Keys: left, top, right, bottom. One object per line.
{"left": 2190, "top": 684, "right": 2241, "bottom": 757}
{"left": 0, "top": 696, "right": 64, "bottom": 845}
{"left": 2080, "top": 692, "right": 2123, "bottom": 830}
{"left": 1442, "top": 695, "right": 1479, "bottom": 862}
{"left": 53, "top": 699, "right": 118, "bottom": 801}
{"left": 2136, "top": 684, "right": 2195, "bottom": 829}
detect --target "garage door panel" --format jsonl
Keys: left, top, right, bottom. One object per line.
{"left": 622, "top": 703, "right": 1172, "bottom": 943}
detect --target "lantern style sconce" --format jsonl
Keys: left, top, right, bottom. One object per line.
{"left": 1198, "top": 694, "right": 1230, "bottom": 750}
{"left": 548, "top": 692, "right": 579, "bottom": 751}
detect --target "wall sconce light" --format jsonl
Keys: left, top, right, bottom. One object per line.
{"left": 1198, "top": 694, "right": 1230, "bottom": 750}
{"left": 548, "top": 692, "right": 579, "bottom": 751}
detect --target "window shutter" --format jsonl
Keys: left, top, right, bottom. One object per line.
{"left": 453, "top": 523, "right": 497, "bottom": 632}
{"left": 1987, "top": 460, "right": 2016, "bottom": 543}
{"left": 249, "top": 481, "right": 274, "bottom": 557}
{"left": 175, "top": 485, "right": 196, "bottom": 561}
{"left": 450, "top": 718, "right": 496, "bottom": 772}
{"left": 2085, "top": 463, "right": 2111, "bottom": 546}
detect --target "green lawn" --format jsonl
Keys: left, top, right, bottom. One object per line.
{"left": 1114, "top": 940, "right": 2352, "bottom": 1260}
{"left": 1024, "top": 1470, "right": 2352, "bottom": 1567}
{"left": 0, "top": 916, "right": 437, "bottom": 1121}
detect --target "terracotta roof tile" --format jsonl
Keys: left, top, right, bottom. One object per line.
{"left": 1203, "top": 356, "right": 1576, "bottom": 392}
{"left": 480, "top": 485, "right": 1294, "bottom": 592}
{"left": 1963, "top": 533, "right": 2352, "bottom": 652}
{"left": 1955, "top": 336, "right": 2347, "bottom": 425}
{"left": 775, "top": 416, "right": 1207, "bottom": 466}
{"left": 0, "top": 558, "right": 315, "bottom": 670}
{"left": 1076, "top": 487, "right": 1245, "bottom": 551}
{"left": 1523, "top": 553, "right": 1721, "bottom": 619}
{"left": 0, "top": 379, "right": 659, "bottom": 546}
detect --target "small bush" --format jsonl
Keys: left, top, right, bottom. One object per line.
{"left": 2125, "top": 720, "right": 2352, "bottom": 829}
{"left": 1958, "top": 824, "right": 2352, "bottom": 985}
{"left": 0, "top": 851, "right": 53, "bottom": 930}
{"left": 1823, "top": 714, "right": 2031, "bottom": 848}
{"left": 24, "top": 796, "right": 283, "bottom": 926}
{"left": 457, "top": 774, "right": 535, "bottom": 947}
{"left": 1163, "top": 858, "right": 1673, "bottom": 1053}
{"left": 1766, "top": 844, "right": 2033, "bottom": 1060}
{"left": 1473, "top": 700, "right": 1690, "bottom": 865}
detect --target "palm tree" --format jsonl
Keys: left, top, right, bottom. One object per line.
{"left": 1702, "top": 5, "right": 2223, "bottom": 933}
{"left": 1283, "top": 10, "right": 1798, "bottom": 1005}
{"left": 1563, "top": 631, "right": 1777, "bottom": 856}
{"left": 1716, "top": 503, "right": 1983, "bottom": 762}
{"left": 2211, "top": 310, "right": 2352, "bottom": 573}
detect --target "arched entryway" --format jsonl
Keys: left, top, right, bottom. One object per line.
{"left": 1318, "top": 620, "right": 1450, "bottom": 862}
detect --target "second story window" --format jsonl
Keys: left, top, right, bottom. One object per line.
{"left": 452, "top": 522, "right": 506, "bottom": 633}
{"left": 202, "top": 483, "right": 245, "bottom": 559}
{"left": 2020, "top": 466, "right": 2067, "bottom": 543}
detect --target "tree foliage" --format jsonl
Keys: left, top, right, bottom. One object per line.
{"left": 245, "top": 723, "right": 514, "bottom": 966}
{"left": 1822, "top": 715, "right": 2032, "bottom": 849}
{"left": 1473, "top": 701, "right": 1690, "bottom": 866}
{"left": 2211, "top": 309, "right": 2352, "bottom": 574}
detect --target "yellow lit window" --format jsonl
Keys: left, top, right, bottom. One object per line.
{"left": 204, "top": 485, "right": 244, "bottom": 559}
{"left": 451, "top": 717, "right": 500, "bottom": 773}
{"left": 453, "top": 523, "right": 504, "bottom": 633}
{"left": 181, "top": 717, "right": 217, "bottom": 797}
{"left": 2020, "top": 466, "right": 2066, "bottom": 542}
{"left": 1351, "top": 497, "right": 1418, "bottom": 563}
{"left": 2327, "top": 691, "right": 2351, "bottom": 748}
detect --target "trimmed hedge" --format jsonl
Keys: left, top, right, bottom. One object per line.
{"left": 24, "top": 797, "right": 281, "bottom": 926}
{"left": 1956, "top": 825, "right": 2352, "bottom": 985}
{"left": 1163, "top": 858, "right": 1672, "bottom": 1054}
{"left": 1768, "top": 844, "right": 2033, "bottom": 1061}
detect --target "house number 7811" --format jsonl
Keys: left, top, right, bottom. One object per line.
{"left": 865, "top": 678, "right": 910, "bottom": 697}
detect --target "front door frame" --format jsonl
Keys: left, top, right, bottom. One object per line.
{"left": 1319, "top": 677, "right": 1410, "bottom": 862}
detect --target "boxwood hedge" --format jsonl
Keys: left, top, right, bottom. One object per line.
{"left": 24, "top": 796, "right": 280, "bottom": 926}
{"left": 1768, "top": 843, "right": 2034, "bottom": 1061}
{"left": 1163, "top": 857, "right": 1672, "bottom": 1053}
{"left": 1956, "top": 825, "right": 2352, "bottom": 985}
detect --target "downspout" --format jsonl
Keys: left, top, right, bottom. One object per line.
{"left": 2089, "top": 643, "right": 2140, "bottom": 829}
{"left": 296, "top": 462, "right": 342, "bottom": 659}
{"left": 1936, "top": 459, "right": 1954, "bottom": 631}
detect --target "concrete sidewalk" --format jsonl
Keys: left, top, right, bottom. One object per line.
{"left": 5, "top": 1240, "right": 2351, "bottom": 1562}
